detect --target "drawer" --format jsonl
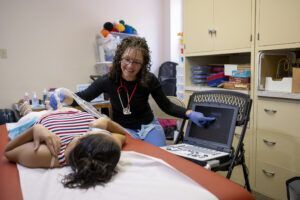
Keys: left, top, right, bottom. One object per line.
{"left": 256, "top": 131, "right": 300, "bottom": 172}
{"left": 255, "top": 161, "right": 298, "bottom": 200}
{"left": 257, "top": 99, "right": 300, "bottom": 137}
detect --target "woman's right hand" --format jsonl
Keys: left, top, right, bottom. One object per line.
{"left": 49, "top": 90, "right": 65, "bottom": 110}
{"left": 33, "top": 125, "right": 61, "bottom": 157}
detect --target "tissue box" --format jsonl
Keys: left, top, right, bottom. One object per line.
{"left": 232, "top": 70, "right": 251, "bottom": 78}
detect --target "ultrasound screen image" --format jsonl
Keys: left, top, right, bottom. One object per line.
{"left": 187, "top": 104, "right": 237, "bottom": 146}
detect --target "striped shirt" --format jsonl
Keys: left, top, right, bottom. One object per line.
{"left": 36, "top": 110, "right": 95, "bottom": 166}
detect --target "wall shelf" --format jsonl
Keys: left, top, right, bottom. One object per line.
{"left": 185, "top": 86, "right": 250, "bottom": 95}
{"left": 257, "top": 90, "right": 300, "bottom": 100}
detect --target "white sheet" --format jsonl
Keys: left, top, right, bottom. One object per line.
{"left": 17, "top": 151, "right": 218, "bottom": 200}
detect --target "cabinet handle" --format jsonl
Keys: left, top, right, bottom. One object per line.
{"left": 208, "top": 29, "right": 213, "bottom": 35}
{"left": 211, "top": 29, "right": 217, "bottom": 35}
{"left": 234, "top": 133, "right": 241, "bottom": 139}
{"left": 263, "top": 139, "right": 276, "bottom": 146}
{"left": 262, "top": 169, "right": 275, "bottom": 177}
{"left": 264, "top": 108, "right": 277, "bottom": 114}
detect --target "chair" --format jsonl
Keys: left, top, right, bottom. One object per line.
{"left": 158, "top": 61, "right": 178, "bottom": 96}
{"left": 174, "top": 90, "right": 252, "bottom": 192}
{"left": 149, "top": 96, "right": 185, "bottom": 141}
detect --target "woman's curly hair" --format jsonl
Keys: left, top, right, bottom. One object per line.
{"left": 62, "top": 134, "right": 121, "bottom": 189}
{"left": 109, "top": 36, "right": 152, "bottom": 87}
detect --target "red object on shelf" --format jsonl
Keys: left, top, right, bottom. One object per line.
{"left": 207, "top": 72, "right": 225, "bottom": 81}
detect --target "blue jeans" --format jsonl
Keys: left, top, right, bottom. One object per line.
{"left": 126, "top": 119, "right": 166, "bottom": 147}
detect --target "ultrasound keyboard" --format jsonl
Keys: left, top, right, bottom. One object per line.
{"left": 161, "top": 143, "right": 229, "bottom": 162}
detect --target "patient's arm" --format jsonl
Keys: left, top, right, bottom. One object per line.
{"left": 111, "top": 133, "right": 126, "bottom": 148}
{"left": 5, "top": 141, "right": 58, "bottom": 168}
{"left": 5, "top": 125, "right": 61, "bottom": 168}
{"left": 91, "top": 117, "right": 127, "bottom": 146}
{"left": 91, "top": 117, "right": 128, "bottom": 135}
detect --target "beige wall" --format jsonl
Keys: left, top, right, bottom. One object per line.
{"left": 0, "top": 0, "right": 169, "bottom": 108}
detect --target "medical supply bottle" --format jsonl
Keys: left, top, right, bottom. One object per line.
{"left": 32, "top": 92, "right": 39, "bottom": 108}
{"left": 23, "top": 92, "right": 30, "bottom": 104}
{"left": 42, "top": 89, "right": 48, "bottom": 105}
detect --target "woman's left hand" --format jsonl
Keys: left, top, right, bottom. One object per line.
{"left": 33, "top": 125, "right": 61, "bottom": 157}
{"left": 187, "top": 111, "right": 216, "bottom": 127}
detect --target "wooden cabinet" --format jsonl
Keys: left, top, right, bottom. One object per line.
{"left": 183, "top": 0, "right": 213, "bottom": 54}
{"left": 255, "top": 98, "right": 300, "bottom": 199}
{"left": 253, "top": 49, "right": 300, "bottom": 198}
{"left": 183, "top": 0, "right": 252, "bottom": 55}
{"left": 255, "top": 161, "right": 296, "bottom": 200}
{"left": 182, "top": 0, "right": 254, "bottom": 186}
{"left": 183, "top": 0, "right": 300, "bottom": 198}
{"left": 256, "top": 0, "right": 300, "bottom": 49}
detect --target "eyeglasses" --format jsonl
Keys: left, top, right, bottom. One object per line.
{"left": 121, "top": 57, "right": 143, "bottom": 67}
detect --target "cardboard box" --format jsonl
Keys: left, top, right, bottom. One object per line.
{"left": 232, "top": 70, "right": 251, "bottom": 78}
{"left": 292, "top": 68, "right": 300, "bottom": 93}
{"left": 224, "top": 64, "right": 250, "bottom": 76}
{"left": 229, "top": 77, "right": 250, "bottom": 83}
{"left": 223, "top": 82, "right": 250, "bottom": 90}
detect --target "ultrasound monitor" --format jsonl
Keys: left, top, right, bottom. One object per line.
{"left": 184, "top": 103, "right": 239, "bottom": 153}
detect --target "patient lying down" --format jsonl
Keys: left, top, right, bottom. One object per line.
{"left": 5, "top": 107, "right": 127, "bottom": 189}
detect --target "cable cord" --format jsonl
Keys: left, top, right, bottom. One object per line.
{"left": 54, "top": 88, "right": 107, "bottom": 119}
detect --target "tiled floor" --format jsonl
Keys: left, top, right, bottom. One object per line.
{"left": 252, "top": 191, "right": 274, "bottom": 200}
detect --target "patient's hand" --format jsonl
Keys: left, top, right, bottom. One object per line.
{"left": 33, "top": 125, "right": 61, "bottom": 157}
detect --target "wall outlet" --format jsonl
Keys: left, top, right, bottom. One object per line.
{"left": 0, "top": 49, "right": 7, "bottom": 59}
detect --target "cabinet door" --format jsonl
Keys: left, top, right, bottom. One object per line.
{"left": 214, "top": 0, "right": 252, "bottom": 51}
{"left": 257, "top": 0, "right": 300, "bottom": 47}
{"left": 183, "top": 0, "right": 214, "bottom": 54}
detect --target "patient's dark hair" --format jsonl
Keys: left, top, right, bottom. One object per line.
{"left": 62, "top": 134, "right": 121, "bottom": 189}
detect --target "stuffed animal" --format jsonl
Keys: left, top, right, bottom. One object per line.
{"left": 119, "top": 20, "right": 137, "bottom": 34}
{"left": 100, "top": 29, "right": 110, "bottom": 38}
{"left": 100, "top": 22, "right": 114, "bottom": 37}
{"left": 103, "top": 22, "right": 114, "bottom": 31}
{"left": 100, "top": 20, "right": 137, "bottom": 37}
{"left": 114, "top": 22, "right": 125, "bottom": 32}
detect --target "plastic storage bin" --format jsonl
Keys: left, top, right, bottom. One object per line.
{"left": 191, "top": 66, "right": 211, "bottom": 85}
{"left": 96, "top": 32, "right": 137, "bottom": 63}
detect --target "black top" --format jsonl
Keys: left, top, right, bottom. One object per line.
{"left": 73, "top": 73, "right": 187, "bottom": 129}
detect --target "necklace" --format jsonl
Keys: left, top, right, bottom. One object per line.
{"left": 117, "top": 80, "right": 138, "bottom": 115}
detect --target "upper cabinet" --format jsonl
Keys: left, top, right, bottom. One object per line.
{"left": 183, "top": 0, "right": 214, "bottom": 54}
{"left": 256, "top": 0, "right": 300, "bottom": 49}
{"left": 183, "top": 0, "right": 253, "bottom": 55}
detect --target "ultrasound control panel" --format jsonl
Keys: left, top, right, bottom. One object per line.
{"left": 161, "top": 144, "right": 228, "bottom": 162}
